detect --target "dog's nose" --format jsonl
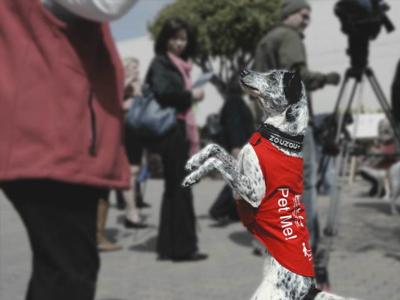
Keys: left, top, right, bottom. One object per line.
{"left": 240, "top": 70, "right": 250, "bottom": 77}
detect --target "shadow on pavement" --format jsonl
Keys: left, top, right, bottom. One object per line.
{"left": 116, "top": 214, "right": 150, "bottom": 225}
{"left": 353, "top": 201, "right": 392, "bottom": 215}
{"left": 129, "top": 235, "right": 157, "bottom": 252}
{"left": 354, "top": 244, "right": 377, "bottom": 253}
{"left": 228, "top": 231, "right": 253, "bottom": 248}
{"left": 385, "top": 252, "right": 400, "bottom": 262}
{"left": 209, "top": 219, "right": 240, "bottom": 228}
{"left": 104, "top": 228, "right": 120, "bottom": 243}
{"left": 351, "top": 223, "right": 400, "bottom": 253}
{"left": 197, "top": 214, "right": 211, "bottom": 220}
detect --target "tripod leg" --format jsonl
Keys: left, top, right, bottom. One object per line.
{"left": 366, "top": 68, "right": 392, "bottom": 112}
{"left": 318, "top": 70, "right": 351, "bottom": 191}
{"left": 317, "top": 156, "right": 330, "bottom": 193}
{"left": 333, "top": 71, "right": 351, "bottom": 115}
{"left": 335, "top": 80, "right": 359, "bottom": 143}
{"left": 325, "top": 71, "right": 360, "bottom": 234}
{"left": 325, "top": 144, "right": 345, "bottom": 236}
{"left": 366, "top": 68, "right": 400, "bottom": 147}
{"left": 315, "top": 147, "right": 350, "bottom": 292}
{"left": 315, "top": 69, "right": 361, "bottom": 291}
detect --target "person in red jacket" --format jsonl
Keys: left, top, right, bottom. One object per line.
{"left": 0, "top": 1, "right": 138, "bottom": 299}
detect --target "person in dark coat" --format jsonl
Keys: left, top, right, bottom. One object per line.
{"left": 209, "top": 77, "right": 255, "bottom": 223}
{"left": 145, "top": 18, "right": 207, "bottom": 261}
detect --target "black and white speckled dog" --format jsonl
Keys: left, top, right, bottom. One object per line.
{"left": 183, "top": 69, "right": 360, "bottom": 300}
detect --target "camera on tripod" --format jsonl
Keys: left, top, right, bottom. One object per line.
{"left": 314, "top": 1, "right": 398, "bottom": 289}
{"left": 335, "top": 0, "right": 395, "bottom": 71}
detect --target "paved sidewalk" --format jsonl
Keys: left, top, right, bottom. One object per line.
{"left": 1, "top": 179, "right": 400, "bottom": 300}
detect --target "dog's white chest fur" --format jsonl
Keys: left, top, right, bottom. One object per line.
{"left": 234, "top": 144, "right": 265, "bottom": 205}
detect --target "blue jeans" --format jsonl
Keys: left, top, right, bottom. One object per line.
{"left": 302, "top": 127, "right": 319, "bottom": 250}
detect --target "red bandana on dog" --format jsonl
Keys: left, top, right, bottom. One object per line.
{"left": 236, "top": 132, "right": 314, "bottom": 277}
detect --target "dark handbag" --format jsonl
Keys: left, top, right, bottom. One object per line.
{"left": 126, "top": 85, "right": 176, "bottom": 138}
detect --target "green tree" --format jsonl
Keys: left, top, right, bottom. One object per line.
{"left": 148, "top": 0, "right": 280, "bottom": 95}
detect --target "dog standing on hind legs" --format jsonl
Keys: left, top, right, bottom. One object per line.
{"left": 183, "top": 69, "right": 360, "bottom": 300}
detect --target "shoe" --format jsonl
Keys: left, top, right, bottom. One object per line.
{"left": 97, "top": 237, "right": 122, "bottom": 252}
{"left": 135, "top": 193, "right": 151, "bottom": 209}
{"left": 172, "top": 252, "right": 208, "bottom": 262}
{"left": 124, "top": 218, "right": 148, "bottom": 229}
{"left": 97, "top": 199, "right": 122, "bottom": 252}
{"left": 137, "top": 201, "right": 151, "bottom": 209}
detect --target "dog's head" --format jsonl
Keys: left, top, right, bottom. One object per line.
{"left": 240, "top": 69, "right": 308, "bottom": 134}
{"left": 240, "top": 69, "right": 304, "bottom": 114}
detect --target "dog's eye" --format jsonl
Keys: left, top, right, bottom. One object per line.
{"left": 268, "top": 74, "right": 276, "bottom": 81}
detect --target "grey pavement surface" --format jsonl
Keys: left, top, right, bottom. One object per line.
{"left": 1, "top": 178, "right": 400, "bottom": 300}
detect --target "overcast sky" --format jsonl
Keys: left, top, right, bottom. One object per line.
{"left": 110, "top": 0, "right": 175, "bottom": 42}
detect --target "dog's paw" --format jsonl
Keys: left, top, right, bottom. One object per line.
{"left": 185, "top": 158, "right": 199, "bottom": 171}
{"left": 182, "top": 175, "right": 199, "bottom": 187}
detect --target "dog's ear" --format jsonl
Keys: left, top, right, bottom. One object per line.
{"left": 283, "top": 70, "right": 302, "bottom": 104}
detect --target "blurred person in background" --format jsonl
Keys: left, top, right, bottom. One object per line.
{"left": 253, "top": 0, "right": 340, "bottom": 254}
{"left": 358, "top": 119, "right": 397, "bottom": 198}
{"left": 357, "top": 56, "right": 400, "bottom": 197}
{"left": 146, "top": 18, "right": 207, "bottom": 261}
{"left": 118, "top": 57, "right": 150, "bottom": 228}
{"left": 97, "top": 57, "right": 149, "bottom": 253}
{"left": 209, "top": 76, "right": 255, "bottom": 224}
{"left": 358, "top": 57, "right": 400, "bottom": 197}
{"left": 0, "top": 0, "right": 138, "bottom": 299}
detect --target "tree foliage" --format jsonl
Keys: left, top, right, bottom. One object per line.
{"left": 148, "top": 0, "right": 280, "bottom": 95}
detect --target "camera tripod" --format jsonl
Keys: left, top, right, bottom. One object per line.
{"left": 314, "top": 66, "right": 400, "bottom": 288}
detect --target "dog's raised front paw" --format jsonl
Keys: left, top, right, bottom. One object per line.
{"left": 182, "top": 175, "right": 199, "bottom": 187}
{"left": 185, "top": 157, "right": 200, "bottom": 171}
{"left": 185, "top": 161, "right": 196, "bottom": 171}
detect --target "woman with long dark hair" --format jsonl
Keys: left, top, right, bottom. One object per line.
{"left": 146, "top": 18, "right": 207, "bottom": 261}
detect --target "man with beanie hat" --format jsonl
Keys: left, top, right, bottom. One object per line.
{"left": 253, "top": 0, "right": 340, "bottom": 268}
{"left": 281, "top": 0, "right": 311, "bottom": 22}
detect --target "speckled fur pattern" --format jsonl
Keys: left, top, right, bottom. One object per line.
{"left": 184, "top": 143, "right": 265, "bottom": 207}
{"left": 249, "top": 250, "right": 359, "bottom": 300}
{"left": 183, "top": 70, "right": 361, "bottom": 300}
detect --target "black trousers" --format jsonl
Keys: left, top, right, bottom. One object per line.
{"left": 1, "top": 180, "right": 101, "bottom": 300}
{"left": 209, "top": 184, "right": 240, "bottom": 221}
{"left": 156, "top": 121, "right": 198, "bottom": 258}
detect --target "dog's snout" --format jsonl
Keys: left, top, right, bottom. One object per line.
{"left": 240, "top": 70, "right": 250, "bottom": 78}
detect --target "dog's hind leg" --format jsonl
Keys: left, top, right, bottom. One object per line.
{"left": 185, "top": 144, "right": 237, "bottom": 171}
